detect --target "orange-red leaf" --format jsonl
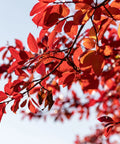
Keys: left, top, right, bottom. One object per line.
{"left": 92, "top": 54, "right": 104, "bottom": 76}
{"left": 30, "top": 2, "right": 47, "bottom": 16}
{"left": 15, "top": 39, "right": 24, "bottom": 50}
{"left": 48, "top": 30, "right": 57, "bottom": 49}
{"left": 28, "top": 100, "right": 37, "bottom": 113}
{"left": 104, "top": 126, "right": 113, "bottom": 137}
{"left": 80, "top": 51, "right": 95, "bottom": 67}
{"left": 64, "top": 21, "right": 78, "bottom": 38}
{"left": 73, "top": 10, "right": 85, "bottom": 25}
{"left": 44, "top": 13, "right": 60, "bottom": 27}
{"left": 55, "top": 20, "right": 66, "bottom": 32}
{"left": 73, "top": 47, "right": 83, "bottom": 67}
{"left": 57, "top": 61, "right": 72, "bottom": 72}
{"left": 83, "top": 38, "right": 95, "bottom": 49}
{"left": 27, "top": 33, "right": 38, "bottom": 53}
{"left": 60, "top": 4, "right": 70, "bottom": 17}
{"left": 94, "top": 8, "right": 102, "bottom": 21}
{"left": 0, "top": 91, "right": 8, "bottom": 102}
{"left": 9, "top": 47, "right": 21, "bottom": 61}
{"left": 36, "top": 63, "right": 46, "bottom": 75}
{"left": 59, "top": 72, "right": 75, "bottom": 88}
{"left": 80, "top": 51, "right": 104, "bottom": 76}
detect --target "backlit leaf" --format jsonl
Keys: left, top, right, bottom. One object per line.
{"left": 83, "top": 38, "right": 95, "bottom": 49}
{"left": 80, "top": 51, "right": 104, "bottom": 76}
{"left": 73, "top": 47, "right": 83, "bottom": 67}
{"left": 73, "top": 10, "right": 85, "bottom": 25}
{"left": 27, "top": 33, "right": 38, "bottom": 53}
{"left": 36, "top": 63, "right": 46, "bottom": 75}
{"left": 64, "top": 21, "right": 78, "bottom": 38}
{"left": 28, "top": 100, "right": 37, "bottom": 113}
{"left": 104, "top": 126, "right": 113, "bottom": 137}
{"left": 30, "top": 2, "right": 47, "bottom": 16}
{"left": 60, "top": 4, "right": 70, "bottom": 17}
{"left": 48, "top": 30, "right": 57, "bottom": 49}
{"left": 0, "top": 91, "right": 8, "bottom": 102}
{"left": 9, "top": 47, "right": 21, "bottom": 61}
{"left": 15, "top": 39, "right": 24, "bottom": 50}
{"left": 44, "top": 13, "right": 60, "bottom": 27}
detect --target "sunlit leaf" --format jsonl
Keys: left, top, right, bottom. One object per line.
{"left": 27, "top": 33, "right": 38, "bottom": 53}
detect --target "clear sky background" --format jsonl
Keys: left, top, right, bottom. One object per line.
{"left": 0, "top": 1, "right": 98, "bottom": 144}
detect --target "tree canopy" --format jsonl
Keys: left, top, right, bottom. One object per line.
{"left": 0, "top": 0, "right": 120, "bottom": 143}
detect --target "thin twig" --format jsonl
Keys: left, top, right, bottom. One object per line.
{"left": 103, "top": 5, "right": 116, "bottom": 21}
{"left": 93, "top": 0, "right": 111, "bottom": 9}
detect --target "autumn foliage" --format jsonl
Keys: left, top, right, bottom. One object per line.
{"left": 1, "top": 0, "right": 120, "bottom": 143}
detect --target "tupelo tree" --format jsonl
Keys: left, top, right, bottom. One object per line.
{"left": 0, "top": 0, "right": 120, "bottom": 143}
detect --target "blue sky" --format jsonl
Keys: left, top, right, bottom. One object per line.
{"left": 0, "top": 1, "right": 98, "bottom": 144}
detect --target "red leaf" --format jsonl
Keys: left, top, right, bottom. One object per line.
{"left": 73, "top": 10, "right": 85, "bottom": 25}
{"left": 0, "top": 47, "right": 6, "bottom": 52}
{"left": 60, "top": 4, "right": 70, "bottom": 17}
{"left": 73, "top": 47, "right": 83, "bottom": 67}
{"left": 83, "top": 38, "right": 95, "bottom": 49}
{"left": 57, "top": 61, "right": 72, "bottom": 72}
{"left": 48, "top": 30, "right": 57, "bottom": 49}
{"left": 44, "top": 13, "right": 60, "bottom": 27}
{"left": 94, "top": 7, "right": 102, "bottom": 21}
{"left": 31, "top": 98, "right": 40, "bottom": 108}
{"left": 19, "top": 51, "right": 29, "bottom": 61}
{"left": 63, "top": 73, "right": 75, "bottom": 88}
{"left": 104, "top": 126, "right": 113, "bottom": 137}
{"left": 0, "top": 91, "right": 8, "bottom": 102}
{"left": 27, "top": 33, "right": 38, "bottom": 53}
{"left": 15, "top": 68, "right": 28, "bottom": 77}
{"left": 0, "top": 64, "right": 9, "bottom": 74}
{"left": 15, "top": 39, "right": 24, "bottom": 50}
{"left": 98, "top": 116, "right": 114, "bottom": 122}
{"left": 30, "top": 2, "right": 47, "bottom": 16}
{"left": 9, "top": 47, "right": 21, "bottom": 61}
{"left": 32, "top": 12, "right": 44, "bottom": 26}
{"left": 20, "top": 99, "right": 27, "bottom": 108}
{"left": 59, "top": 72, "right": 75, "bottom": 88}
{"left": 7, "top": 61, "right": 19, "bottom": 73}
{"left": 64, "top": 21, "right": 78, "bottom": 38}
{"left": 28, "top": 100, "right": 37, "bottom": 113}
{"left": 4, "top": 82, "right": 13, "bottom": 95}
{"left": 38, "top": 29, "right": 47, "bottom": 41}
{"left": 80, "top": 51, "right": 104, "bottom": 76}
{"left": 36, "top": 63, "right": 46, "bottom": 75}
{"left": 54, "top": 20, "right": 65, "bottom": 32}
{"left": 45, "top": 91, "right": 54, "bottom": 110}
{"left": 0, "top": 103, "right": 6, "bottom": 122}
{"left": 11, "top": 99, "right": 20, "bottom": 113}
